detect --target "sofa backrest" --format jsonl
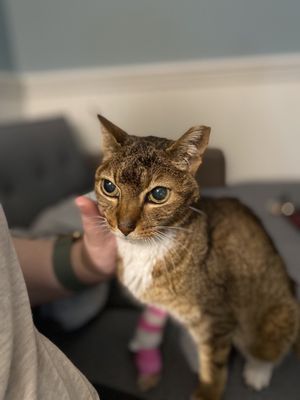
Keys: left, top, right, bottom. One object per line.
{"left": 196, "top": 148, "right": 226, "bottom": 188}
{"left": 0, "top": 117, "right": 93, "bottom": 227}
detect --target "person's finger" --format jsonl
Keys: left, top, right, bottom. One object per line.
{"left": 75, "top": 196, "right": 117, "bottom": 275}
{"left": 75, "top": 196, "right": 112, "bottom": 243}
{"left": 75, "top": 196, "right": 103, "bottom": 237}
{"left": 75, "top": 196, "right": 99, "bottom": 217}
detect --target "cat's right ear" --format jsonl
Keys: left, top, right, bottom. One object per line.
{"left": 166, "top": 125, "right": 211, "bottom": 174}
{"left": 97, "top": 114, "right": 129, "bottom": 160}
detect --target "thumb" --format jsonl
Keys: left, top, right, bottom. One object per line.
{"left": 75, "top": 196, "right": 110, "bottom": 245}
{"left": 75, "top": 196, "right": 100, "bottom": 219}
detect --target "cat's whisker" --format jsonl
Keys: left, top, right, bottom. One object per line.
{"left": 87, "top": 218, "right": 107, "bottom": 224}
{"left": 156, "top": 230, "right": 184, "bottom": 265}
{"left": 155, "top": 229, "right": 174, "bottom": 242}
{"left": 86, "top": 220, "right": 112, "bottom": 236}
{"left": 153, "top": 233, "right": 177, "bottom": 294}
{"left": 86, "top": 222, "right": 105, "bottom": 229}
{"left": 144, "top": 236, "right": 151, "bottom": 247}
{"left": 156, "top": 225, "right": 192, "bottom": 233}
{"left": 156, "top": 231, "right": 196, "bottom": 272}
{"left": 88, "top": 225, "right": 110, "bottom": 235}
{"left": 85, "top": 218, "right": 111, "bottom": 231}
{"left": 175, "top": 239, "right": 198, "bottom": 266}
{"left": 189, "top": 206, "right": 206, "bottom": 217}
{"left": 85, "top": 216, "right": 107, "bottom": 221}
{"left": 87, "top": 220, "right": 109, "bottom": 228}
{"left": 156, "top": 228, "right": 198, "bottom": 266}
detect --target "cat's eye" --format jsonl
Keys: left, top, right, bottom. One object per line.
{"left": 101, "top": 179, "right": 119, "bottom": 197}
{"left": 148, "top": 187, "right": 170, "bottom": 204}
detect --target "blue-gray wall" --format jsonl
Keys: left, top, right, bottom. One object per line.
{"left": 4, "top": 0, "right": 300, "bottom": 72}
{"left": 0, "top": 1, "right": 14, "bottom": 71}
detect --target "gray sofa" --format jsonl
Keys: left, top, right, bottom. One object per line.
{"left": 1, "top": 117, "right": 300, "bottom": 399}
{"left": 0, "top": 117, "right": 96, "bottom": 227}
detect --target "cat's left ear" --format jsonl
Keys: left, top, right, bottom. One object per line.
{"left": 97, "top": 114, "right": 129, "bottom": 160}
{"left": 166, "top": 125, "right": 211, "bottom": 174}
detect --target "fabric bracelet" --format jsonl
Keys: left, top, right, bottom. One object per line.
{"left": 52, "top": 234, "right": 90, "bottom": 292}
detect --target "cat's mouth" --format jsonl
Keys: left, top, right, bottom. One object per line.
{"left": 104, "top": 221, "right": 164, "bottom": 242}
{"left": 100, "top": 214, "right": 179, "bottom": 242}
{"left": 113, "top": 229, "right": 160, "bottom": 242}
{"left": 107, "top": 224, "right": 176, "bottom": 244}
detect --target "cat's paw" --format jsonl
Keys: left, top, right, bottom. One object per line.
{"left": 137, "top": 373, "right": 161, "bottom": 392}
{"left": 243, "top": 359, "right": 273, "bottom": 391}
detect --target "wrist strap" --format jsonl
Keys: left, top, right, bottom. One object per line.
{"left": 53, "top": 234, "right": 90, "bottom": 292}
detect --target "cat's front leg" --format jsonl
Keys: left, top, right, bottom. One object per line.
{"left": 189, "top": 326, "right": 232, "bottom": 400}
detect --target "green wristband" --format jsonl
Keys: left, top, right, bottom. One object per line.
{"left": 53, "top": 234, "right": 90, "bottom": 292}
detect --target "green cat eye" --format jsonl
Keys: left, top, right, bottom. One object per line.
{"left": 148, "top": 187, "right": 170, "bottom": 204}
{"left": 101, "top": 179, "right": 119, "bottom": 197}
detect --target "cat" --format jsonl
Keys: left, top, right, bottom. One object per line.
{"left": 94, "top": 114, "right": 300, "bottom": 400}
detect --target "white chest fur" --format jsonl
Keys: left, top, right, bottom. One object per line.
{"left": 116, "top": 235, "right": 174, "bottom": 297}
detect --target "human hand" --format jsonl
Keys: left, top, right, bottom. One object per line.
{"left": 72, "top": 196, "right": 117, "bottom": 284}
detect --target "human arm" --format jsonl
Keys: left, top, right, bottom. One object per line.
{"left": 13, "top": 196, "right": 117, "bottom": 306}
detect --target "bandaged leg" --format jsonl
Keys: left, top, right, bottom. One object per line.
{"left": 129, "top": 306, "right": 168, "bottom": 390}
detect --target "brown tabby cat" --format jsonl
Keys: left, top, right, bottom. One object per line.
{"left": 94, "top": 114, "right": 300, "bottom": 400}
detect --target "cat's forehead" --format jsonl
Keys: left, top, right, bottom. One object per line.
{"left": 117, "top": 165, "right": 150, "bottom": 190}
{"left": 122, "top": 136, "right": 171, "bottom": 157}
{"left": 106, "top": 138, "right": 175, "bottom": 188}
{"left": 116, "top": 152, "right": 167, "bottom": 187}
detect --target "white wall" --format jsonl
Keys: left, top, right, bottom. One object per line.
{"left": 0, "top": 74, "right": 23, "bottom": 119}
{"left": 2, "top": 54, "right": 300, "bottom": 184}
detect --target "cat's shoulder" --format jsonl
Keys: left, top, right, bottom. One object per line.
{"left": 198, "top": 196, "right": 262, "bottom": 226}
{"left": 199, "top": 196, "right": 246, "bottom": 213}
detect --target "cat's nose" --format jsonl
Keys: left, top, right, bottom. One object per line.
{"left": 118, "top": 220, "right": 136, "bottom": 236}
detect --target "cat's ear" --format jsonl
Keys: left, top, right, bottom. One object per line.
{"left": 97, "top": 114, "right": 129, "bottom": 160}
{"left": 166, "top": 125, "right": 211, "bottom": 174}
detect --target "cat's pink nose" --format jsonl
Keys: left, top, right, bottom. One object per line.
{"left": 118, "top": 220, "right": 136, "bottom": 236}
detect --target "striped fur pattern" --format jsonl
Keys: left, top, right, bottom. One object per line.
{"left": 94, "top": 115, "right": 300, "bottom": 400}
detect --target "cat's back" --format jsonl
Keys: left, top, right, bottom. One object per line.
{"left": 197, "top": 196, "right": 280, "bottom": 268}
{"left": 199, "top": 196, "right": 270, "bottom": 240}
{"left": 196, "top": 196, "right": 294, "bottom": 304}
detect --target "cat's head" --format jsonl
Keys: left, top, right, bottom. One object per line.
{"left": 95, "top": 115, "right": 210, "bottom": 240}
